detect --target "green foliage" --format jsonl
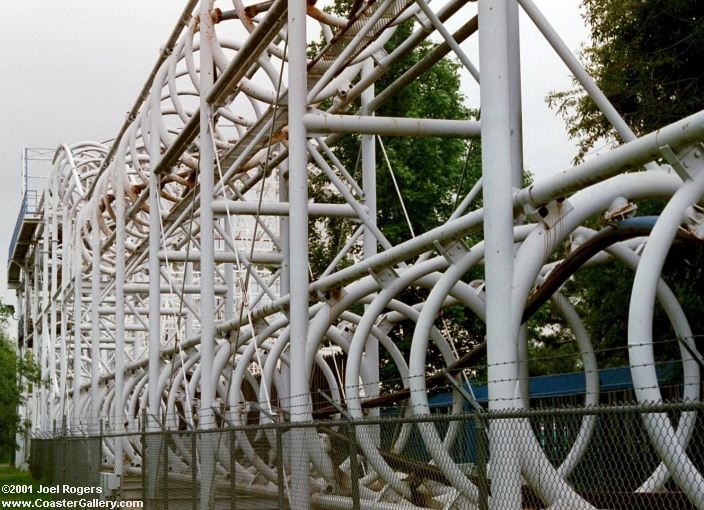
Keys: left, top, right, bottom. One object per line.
{"left": 0, "top": 336, "right": 19, "bottom": 461}
{"left": 546, "top": 0, "right": 704, "bottom": 374}
{"left": 0, "top": 465, "right": 53, "bottom": 501}
{"left": 308, "top": 11, "right": 484, "bottom": 387}
{"left": 526, "top": 305, "right": 580, "bottom": 377}
{"left": 549, "top": 0, "right": 704, "bottom": 162}
{"left": 309, "top": 19, "right": 481, "bottom": 276}
{"left": 0, "top": 303, "right": 40, "bottom": 463}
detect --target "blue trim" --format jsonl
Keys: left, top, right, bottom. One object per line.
{"left": 428, "top": 363, "right": 678, "bottom": 407}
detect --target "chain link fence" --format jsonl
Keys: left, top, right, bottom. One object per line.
{"left": 29, "top": 400, "right": 704, "bottom": 509}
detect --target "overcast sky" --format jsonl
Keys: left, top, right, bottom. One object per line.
{"left": 0, "top": 1, "right": 589, "bottom": 322}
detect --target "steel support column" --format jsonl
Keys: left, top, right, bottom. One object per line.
{"left": 114, "top": 149, "right": 127, "bottom": 477}
{"left": 198, "top": 1, "right": 218, "bottom": 508}
{"left": 361, "top": 59, "right": 380, "bottom": 434}
{"left": 479, "top": 0, "right": 521, "bottom": 508}
{"left": 288, "top": 0, "right": 312, "bottom": 505}
{"left": 90, "top": 208, "right": 101, "bottom": 434}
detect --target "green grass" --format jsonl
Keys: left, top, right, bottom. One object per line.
{"left": 0, "top": 464, "right": 52, "bottom": 502}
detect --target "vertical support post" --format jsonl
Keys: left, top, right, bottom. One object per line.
{"left": 146, "top": 55, "right": 165, "bottom": 508}
{"left": 90, "top": 208, "right": 101, "bottom": 435}
{"left": 287, "top": 0, "right": 311, "bottom": 506}
{"left": 163, "top": 429, "right": 170, "bottom": 510}
{"left": 72, "top": 227, "right": 83, "bottom": 430}
{"left": 475, "top": 413, "right": 489, "bottom": 510}
{"left": 40, "top": 201, "right": 50, "bottom": 432}
{"left": 52, "top": 419, "right": 57, "bottom": 481}
{"left": 507, "top": 0, "right": 523, "bottom": 187}
{"left": 478, "top": 0, "right": 521, "bottom": 508}
{"left": 361, "top": 59, "right": 377, "bottom": 288}
{"left": 99, "top": 418, "right": 104, "bottom": 479}
{"left": 191, "top": 430, "right": 198, "bottom": 510}
{"left": 58, "top": 189, "right": 70, "bottom": 418}
{"left": 278, "top": 160, "right": 291, "bottom": 409}
{"left": 224, "top": 219, "right": 235, "bottom": 323}
{"left": 34, "top": 240, "right": 44, "bottom": 433}
{"left": 15, "top": 285, "right": 26, "bottom": 468}
{"left": 198, "top": 2, "right": 217, "bottom": 509}
{"left": 276, "top": 426, "right": 285, "bottom": 510}
{"left": 230, "top": 428, "right": 237, "bottom": 510}
{"left": 360, "top": 60, "right": 380, "bottom": 436}
{"left": 506, "top": 0, "right": 530, "bottom": 409}
{"left": 347, "top": 422, "right": 361, "bottom": 510}
{"left": 114, "top": 150, "right": 126, "bottom": 478}
{"left": 49, "top": 177, "right": 59, "bottom": 427}
{"left": 184, "top": 263, "right": 194, "bottom": 340}
{"left": 147, "top": 90, "right": 163, "bottom": 433}
{"left": 141, "top": 409, "right": 148, "bottom": 510}
{"left": 279, "top": 160, "right": 289, "bottom": 297}
{"left": 61, "top": 415, "right": 67, "bottom": 485}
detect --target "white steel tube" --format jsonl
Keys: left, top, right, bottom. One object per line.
{"left": 304, "top": 113, "right": 481, "bottom": 138}
{"left": 514, "top": 109, "right": 704, "bottom": 207}
{"left": 224, "top": 218, "right": 234, "bottom": 323}
{"left": 361, "top": 59, "right": 380, "bottom": 433}
{"left": 49, "top": 177, "right": 59, "bottom": 426}
{"left": 113, "top": 152, "right": 126, "bottom": 478}
{"left": 148, "top": 101, "right": 163, "bottom": 434}
{"left": 507, "top": 0, "right": 530, "bottom": 409}
{"left": 198, "top": 1, "right": 217, "bottom": 508}
{"left": 123, "top": 283, "right": 228, "bottom": 294}
{"left": 72, "top": 225, "right": 84, "bottom": 428}
{"left": 40, "top": 199, "right": 50, "bottom": 431}
{"left": 157, "top": 250, "right": 284, "bottom": 265}
{"left": 279, "top": 160, "right": 290, "bottom": 298}
{"left": 479, "top": 1, "right": 522, "bottom": 508}
{"left": 90, "top": 208, "right": 101, "bottom": 434}
{"left": 288, "top": 0, "right": 312, "bottom": 505}
{"left": 627, "top": 164, "right": 704, "bottom": 507}
{"left": 57, "top": 172, "right": 68, "bottom": 419}
{"left": 211, "top": 200, "right": 358, "bottom": 217}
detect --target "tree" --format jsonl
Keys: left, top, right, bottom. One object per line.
{"left": 309, "top": 21, "right": 481, "bottom": 271}
{"left": 550, "top": 0, "right": 704, "bottom": 162}
{"left": 547, "top": 0, "right": 704, "bottom": 373}
{"left": 0, "top": 337, "right": 19, "bottom": 461}
{"left": 0, "top": 304, "right": 40, "bottom": 463}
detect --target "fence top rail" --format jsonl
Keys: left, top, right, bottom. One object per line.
{"left": 31, "top": 399, "right": 704, "bottom": 440}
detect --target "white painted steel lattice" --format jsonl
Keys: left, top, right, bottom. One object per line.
{"left": 8, "top": 0, "right": 704, "bottom": 508}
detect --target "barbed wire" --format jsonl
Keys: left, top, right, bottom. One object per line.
{"left": 35, "top": 394, "right": 704, "bottom": 441}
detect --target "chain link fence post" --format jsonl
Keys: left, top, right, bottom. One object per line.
{"left": 141, "top": 409, "right": 148, "bottom": 510}
{"left": 51, "top": 419, "right": 57, "bottom": 482}
{"left": 475, "top": 412, "right": 489, "bottom": 510}
{"left": 22, "top": 396, "right": 704, "bottom": 508}
{"left": 347, "top": 421, "right": 361, "bottom": 510}
{"left": 99, "top": 419, "right": 104, "bottom": 484}
{"left": 229, "top": 428, "right": 237, "bottom": 510}
{"left": 191, "top": 429, "right": 198, "bottom": 510}
{"left": 163, "top": 428, "right": 170, "bottom": 510}
{"left": 61, "top": 415, "right": 67, "bottom": 485}
{"left": 276, "top": 425, "right": 285, "bottom": 509}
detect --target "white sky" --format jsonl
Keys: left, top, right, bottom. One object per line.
{"left": 0, "top": 1, "right": 589, "bottom": 319}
